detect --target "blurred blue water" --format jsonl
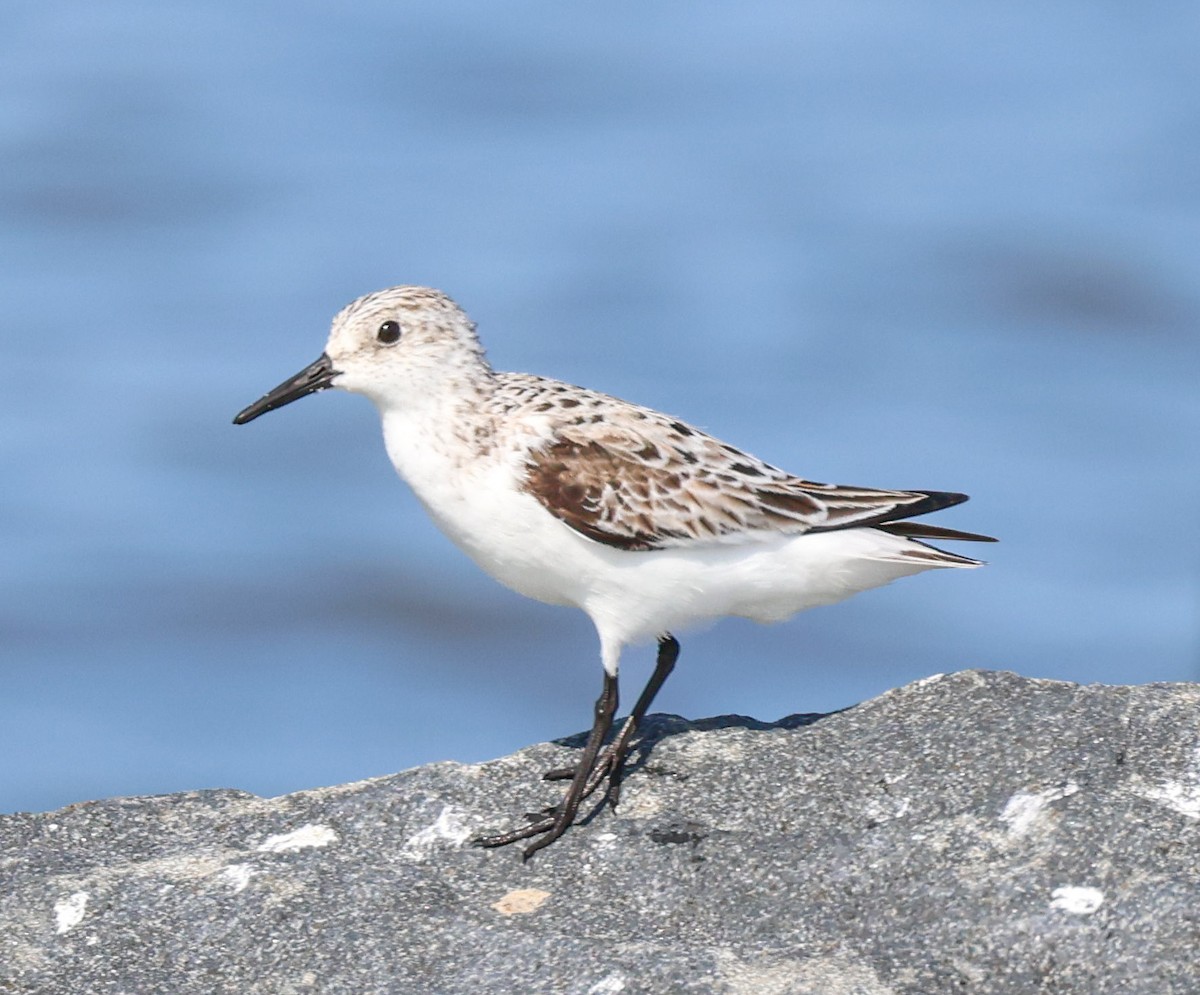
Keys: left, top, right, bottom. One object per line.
{"left": 2, "top": 2, "right": 1197, "bottom": 814}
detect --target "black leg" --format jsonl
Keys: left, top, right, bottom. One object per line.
{"left": 474, "top": 635, "right": 682, "bottom": 857}
{"left": 474, "top": 670, "right": 620, "bottom": 858}
{"left": 583, "top": 634, "right": 679, "bottom": 807}
{"left": 542, "top": 634, "right": 680, "bottom": 807}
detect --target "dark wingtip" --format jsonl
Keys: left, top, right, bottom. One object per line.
{"left": 877, "top": 491, "right": 996, "bottom": 543}
{"left": 908, "top": 490, "right": 970, "bottom": 516}
{"left": 805, "top": 488, "right": 980, "bottom": 537}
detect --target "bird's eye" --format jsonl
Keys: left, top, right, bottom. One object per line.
{"left": 377, "top": 320, "right": 401, "bottom": 344}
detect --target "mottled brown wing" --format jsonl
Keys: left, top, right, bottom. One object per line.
{"left": 523, "top": 423, "right": 973, "bottom": 551}
{"left": 524, "top": 438, "right": 693, "bottom": 550}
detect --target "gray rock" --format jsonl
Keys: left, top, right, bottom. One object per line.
{"left": 2, "top": 670, "right": 1198, "bottom": 994}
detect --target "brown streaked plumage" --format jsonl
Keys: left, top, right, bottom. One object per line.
{"left": 509, "top": 375, "right": 995, "bottom": 557}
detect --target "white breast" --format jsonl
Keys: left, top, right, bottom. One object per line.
{"left": 379, "top": 408, "right": 593, "bottom": 608}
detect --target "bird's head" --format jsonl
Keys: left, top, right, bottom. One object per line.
{"left": 233, "top": 285, "right": 489, "bottom": 425}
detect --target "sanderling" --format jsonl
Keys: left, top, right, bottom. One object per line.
{"left": 234, "top": 285, "right": 994, "bottom": 857}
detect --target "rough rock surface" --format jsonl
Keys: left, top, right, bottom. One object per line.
{"left": 2, "top": 670, "right": 1198, "bottom": 994}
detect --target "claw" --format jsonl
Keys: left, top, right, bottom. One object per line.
{"left": 542, "top": 766, "right": 574, "bottom": 782}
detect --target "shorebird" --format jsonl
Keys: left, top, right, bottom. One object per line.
{"left": 234, "top": 285, "right": 993, "bottom": 857}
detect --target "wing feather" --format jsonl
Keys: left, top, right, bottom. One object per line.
{"left": 519, "top": 397, "right": 982, "bottom": 551}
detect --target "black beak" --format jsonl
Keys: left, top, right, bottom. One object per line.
{"left": 233, "top": 353, "right": 337, "bottom": 425}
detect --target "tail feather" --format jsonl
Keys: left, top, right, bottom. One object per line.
{"left": 892, "top": 541, "right": 986, "bottom": 567}
{"left": 877, "top": 521, "right": 997, "bottom": 543}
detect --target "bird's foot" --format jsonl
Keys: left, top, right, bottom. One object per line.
{"left": 541, "top": 742, "right": 628, "bottom": 809}
{"left": 544, "top": 714, "right": 641, "bottom": 807}
{"left": 475, "top": 737, "right": 633, "bottom": 859}
{"left": 472, "top": 801, "right": 578, "bottom": 859}
{"left": 475, "top": 639, "right": 678, "bottom": 858}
